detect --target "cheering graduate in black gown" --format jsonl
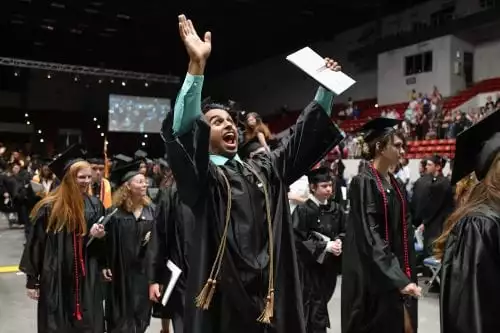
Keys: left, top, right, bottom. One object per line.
{"left": 150, "top": 180, "right": 195, "bottom": 333}
{"left": 19, "top": 144, "right": 106, "bottom": 333}
{"left": 292, "top": 167, "right": 345, "bottom": 333}
{"left": 341, "top": 118, "right": 420, "bottom": 333}
{"left": 161, "top": 14, "right": 345, "bottom": 333}
{"left": 102, "top": 160, "right": 156, "bottom": 333}
{"left": 435, "top": 110, "right": 500, "bottom": 333}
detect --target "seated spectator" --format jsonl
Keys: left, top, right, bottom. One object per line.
{"left": 485, "top": 95, "right": 495, "bottom": 111}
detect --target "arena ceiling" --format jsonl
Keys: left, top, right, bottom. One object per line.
{"left": 1, "top": 0, "right": 429, "bottom": 76}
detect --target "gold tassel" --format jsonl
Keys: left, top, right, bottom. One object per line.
{"left": 257, "top": 289, "right": 274, "bottom": 324}
{"left": 195, "top": 279, "right": 213, "bottom": 309}
{"left": 203, "top": 280, "right": 217, "bottom": 310}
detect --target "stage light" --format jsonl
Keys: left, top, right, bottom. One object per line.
{"left": 144, "top": 134, "right": 148, "bottom": 138}
{"left": 93, "top": 117, "right": 97, "bottom": 121}
{"left": 47, "top": 73, "right": 51, "bottom": 79}
{"left": 25, "top": 113, "right": 28, "bottom": 117}
{"left": 97, "top": 125, "right": 101, "bottom": 129}
{"left": 98, "top": 79, "right": 103, "bottom": 84}
{"left": 40, "top": 138, "right": 44, "bottom": 143}
{"left": 141, "top": 142, "right": 145, "bottom": 146}
{"left": 26, "top": 121, "right": 31, "bottom": 125}
{"left": 121, "top": 81, "right": 126, "bottom": 86}
{"left": 38, "top": 130, "right": 42, "bottom": 134}
{"left": 101, "top": 133, "right": 104, "bottom": 137}
{"left": 144, "top": 82, "right": 149, "bottom": 87}
{"left": 375, "top": 104, "right": 379, "bottom": 108}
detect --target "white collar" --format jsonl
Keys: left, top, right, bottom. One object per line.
{"left": 308, "top": 194, "right": 328, "bottom": 206}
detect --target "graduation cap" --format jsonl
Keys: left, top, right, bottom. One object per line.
{"left": 307, "top": 167, "right": 333, "bottom": 185}
{"left": 87, "top": 156, "right": 105, "bottom": 165}
{"left": 358, "top": 117, "right": 402, "bottom": 142}
{"left": 48, "top": 144, "right": 87, "bottom": 179}
{"left": 451, "top": 110, "right": 500, "bottom": 185}
{"left": 113, "top": 154, "right": 134, "bottom": 164}
{"left": 109, "top": 160, "right": 143, "bottom": 187}
{"left": 156, "top": 158, "right": 169, "bottom": 169}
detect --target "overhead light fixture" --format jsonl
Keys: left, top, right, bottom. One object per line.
{"left": 141, "top": 142, "right": 145, "bottom": 146}
{"left": 144, "top": 82, "right": 149, "bottom": 87}
{"left": 121, "top": 81, "right": 126, "bottom": 86}
{"left": 97, "top": 125, "right": 101, "bottom": 129}
{"left": 51, "top": 3, "right": 66, "bottom": 9}
{"left": 38, "top": 130, "right": 42, "bottom": 134}
{"left": 93, "top": 117, "right": 97, "bottom": 121}
{"left": 26, "top": 121, "right": 31, "bottom": 125}
{"left": 116, "top": 13, "right": 131, "bottom": 20}
{"left": 144, "top": 134, "right": 148, "bottom": 138}
{"left": 40, "top": 138, "right": 44, "bottom": 143}
{"left": 47, "top": 73, "right": 52, "bottom": 79}
{"left": 25, "top": 113, "right": 29, "bottom": 117}
{"left": 100, "top": 133, "right": 104, "bottom": 137}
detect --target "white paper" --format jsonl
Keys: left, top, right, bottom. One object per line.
{"left": 415, "top": 229, "right": 424, "bottom": 250}
{"left": 30, "top": 181, "right": 44, "bottom": 194}
{"left": 312, "top": 231, "right": 331, "bottom": 242}
{"left": 341, "top": 186, "right": 347, "bottom": 201}
{"left": 286, "top": 47, "right": 356, "bottom": 95}
{"left": 161, "top": 260, "right": 183, "bottom": 306}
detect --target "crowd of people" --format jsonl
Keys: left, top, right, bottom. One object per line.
{"left": 1, "top": 14, "right": 500, "bottom": 333}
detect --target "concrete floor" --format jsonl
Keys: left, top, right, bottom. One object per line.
{"left": 0, "top": 214, "right": 440, "bottom": 332}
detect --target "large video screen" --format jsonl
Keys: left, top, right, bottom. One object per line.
{"left": 108, "top": 94, "right": 171, "bottom": 133}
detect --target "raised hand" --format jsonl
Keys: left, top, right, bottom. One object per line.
{"left": 325, "top": 58, "right": 341, "bottom": 72}
{"left": 178, "top": 14, "right": 212, "bottom": 64}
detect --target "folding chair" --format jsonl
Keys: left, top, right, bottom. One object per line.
{"left": 422, "top": 256, "right": 441, "bottom": 295}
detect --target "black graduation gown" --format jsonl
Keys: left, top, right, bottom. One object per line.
{"left": 292, "top": 199, "right": 345, "bottom": 332}
{"left": 440, "top": 207, "right": 500, "bottom": 333}
{"left": 341, "top": 170, "right": 418, "bottom": 333}
{"left": 19, "top": 195, "right": 106, "bottom": 333}
{"left": 151, "top": 184, "right": 195, "bottom": 331}
{"left": 414, "top": 174, "right": 454, "bottom": 252}
{"left": 104, "top": 205, "right": 156, "bottom": 333}
{"left": 162, "top": 101, "right": 343, "bottom": 333}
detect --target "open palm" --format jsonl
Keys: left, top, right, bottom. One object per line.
{"left": 178, "top": 14, "right": 212, "bottom": 62}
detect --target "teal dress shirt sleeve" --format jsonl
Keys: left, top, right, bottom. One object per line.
{"left": 172, "top": 73, "right": 204, "bottom": 136}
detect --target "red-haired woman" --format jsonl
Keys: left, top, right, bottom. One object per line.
{"left": 20, "top": 146, "right": 106, "bottom": 333}
{"left": 242, "top": 112, "right": 273, "bottom": 158}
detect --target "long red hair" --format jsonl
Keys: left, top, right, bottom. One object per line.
{"left": 30, "top": 160, "right": 91, "bottom": 235}
{"left": 434, "top": 154, "right": 500, "bottom": 259}
{"left": 244, "top": 112, "right": 272, "bottom": 143}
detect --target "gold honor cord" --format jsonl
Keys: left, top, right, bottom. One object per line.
{"left": 195, "top": 162, "right": 275, "bottom": 324}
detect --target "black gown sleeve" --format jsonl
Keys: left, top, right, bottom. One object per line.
{"left": 348, "top": 175, "right": 411, "bottom": 291}
{"left": 150, "top": 189, "right": 172, "bottom": 284}
{"left": 271, "top": 102, "right": 344, "bottom": 186}
{"left": 336, "top": 207, "right": 346, "bottom": 242}
{"left": 19, "top": 206, "right": 47, "bottom": 289}
{"left": 440, "top": 215, "right": 500, "bottom": 333}
{"left": 86, "top": 199, "right": 106, "bottom": 269}
{"left": 161, "top": 112, "right": 210, "bottom": 208}
{"left": 292, "top": 205, "right": 328, "bottom": 263}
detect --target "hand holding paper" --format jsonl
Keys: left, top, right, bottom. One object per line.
{"left": 287, "top": 47, "right": 356, "bottom": 95}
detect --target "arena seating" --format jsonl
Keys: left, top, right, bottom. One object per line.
{"left": 405, "top": 139, "right": 456, "bottom": 159}
{"left": 266, "top": 77, "right": 499, "bottom": 158}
